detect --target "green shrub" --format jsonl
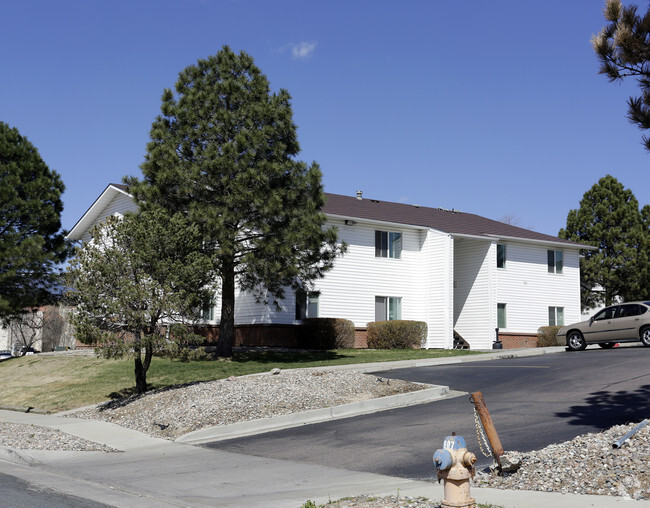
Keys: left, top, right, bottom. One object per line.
{"left": 301, "top": 318, "right": 355, "bottom": 350}
{"left": 537, "top": 326, "right": 562, "bottom": 347}
{"left": 366, "top": 320, "right": 427, "bottom": 349}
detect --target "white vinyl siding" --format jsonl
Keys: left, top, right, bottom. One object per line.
{"left": 226, "top": 220, "right": 428, "bottom": 327}
{"left": 497, "top": 243, "right": 580, "bottom": 333}
{"left": 313, "top": 221, "right": 426, "bottom": 326}
{"left": 423, "top": 231, "right": 454, "bottom": 348}
{"left": 453, "top": 238, "right": 495, "bottom": 349}
{"left": 79, "top": 193, "right": 139, "bottom": 243}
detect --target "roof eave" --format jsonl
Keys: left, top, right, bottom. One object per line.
{"left": 67, "top": 184, "right": 133, "bottom": 240}
{"left": 482, "top": 233, "right": 596, "bottom": 250}
{"left": 325, "top": 213, "right": 430, "bottom": 230}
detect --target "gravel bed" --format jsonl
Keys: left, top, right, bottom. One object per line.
{"left": 66, "top": 369, "right": 427, "bottom": 440}
{"left": 475, "top": 420, "right": 650, "bottom": 500}
{"left": 0, "top": 421, "right": 117, "bottom": 452}
{"left": 317, "top": 495, "right": 440, "bottom": 507}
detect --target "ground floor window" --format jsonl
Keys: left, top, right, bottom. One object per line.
{"left": 548, "top": 306, "right": 564, "bottom": 326}
{"left": 497, "top": 303, "right": 507, "bottom": 329}
{"left": 375, "top": 296, "right": 402, "bottom": 321}
{"left": 296, "top": 290, "right": 319, "bottom": 320}
{"left": 202, "top": 294, "right": 216, "bottom": 321}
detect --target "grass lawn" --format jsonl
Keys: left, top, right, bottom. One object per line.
{"left": 0, "top": 348, "right": 482, "bottom": 413}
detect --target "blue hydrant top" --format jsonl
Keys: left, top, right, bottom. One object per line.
{"left": 433, "top": 435, "right": 468, "bottom": 471}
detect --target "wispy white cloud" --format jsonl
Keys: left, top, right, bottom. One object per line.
{"left": 289, "top": 41, "right": 317, "bottom": 60}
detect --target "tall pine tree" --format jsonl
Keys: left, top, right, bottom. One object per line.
{"left": 0, "top": 122, "right": 68, "bottom": 318}
{"left": 126, "top": 47, "right": 342, "bottom": 357}
{"left": 559, "top": 175, "right": 649, "bottom": 309}
{"left": 593, "top": 0, "right": 650, "bottom": 151}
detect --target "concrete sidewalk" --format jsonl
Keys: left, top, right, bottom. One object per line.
{"left": 2, "top": 346, "right": 649, "bottom": 507}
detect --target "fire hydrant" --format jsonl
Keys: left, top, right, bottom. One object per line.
{"left": 433, "top": 435, "right": 477, "bottom": 508}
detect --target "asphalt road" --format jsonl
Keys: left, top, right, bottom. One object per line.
{"left": 206, "top": 346, "right": 650, "bottom": 480}
{"left": 0, "top": 471, "right": 110, "bottom": 508}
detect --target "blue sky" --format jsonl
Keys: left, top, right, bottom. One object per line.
{"left": 2, "top": 0, "right": 649, "bottom": 236}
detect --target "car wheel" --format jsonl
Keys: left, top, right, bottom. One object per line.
{"left": 598, "top": 342, "right": 616, "bottom": 349}
{"left": 567, "top": 331, "right": 586, "bottom": 351}
{"left": 641, "top": 327, "right": 650, "bottom": 347}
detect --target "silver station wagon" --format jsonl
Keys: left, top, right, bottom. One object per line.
{"left": 559, "top": 301, "right": 650, "bottom": 351}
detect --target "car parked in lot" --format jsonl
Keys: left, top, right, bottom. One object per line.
{"left": 17, "top": 346, "right": 37, "bottom": 356}
{"left": 559, "top": 301, "right": 650, "bottom": 351}
{"left": 0, "top": 350, "right": 12, "bottom": 361}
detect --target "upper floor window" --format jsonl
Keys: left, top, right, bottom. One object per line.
{"left": 296, "top": 290, "right": 319, "bottom": 320}
{"left": 497, "top": 244, "right": 506, "bottom": 269}
{"left": 548, "top": 306, "right": 564, "bottom": 326}
{"left": 375, "top": 231, "right": 402, "bottom": 259}
{"left": 375, "top": 296, "right": 402, "bottom": 321}
{"left": 547, "top": 250, "right": 563, "bottom": 274}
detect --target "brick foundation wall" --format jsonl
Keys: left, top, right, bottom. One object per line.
{"left": 498, "top": 332, "right": 538, "bottom": 349}
{"left": 354, "top": 328, "right": 368, "bottom": 349}
{"left": 194, "top": 324, "right": 303, "bottom": 348}
{"left": 199, "top": 324, "right": 371, "bottom": 349}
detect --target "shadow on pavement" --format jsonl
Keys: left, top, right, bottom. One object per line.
{"left": 555, "top": 384, "right": 650, "bottom": 429}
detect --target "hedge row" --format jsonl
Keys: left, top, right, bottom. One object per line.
{"left": 366, "top": 320, "right": 427, "bottom": 349}
{"left": 537, "top": 326, "right": 562, "bottom": 347}
{"left": 300, "top": 318, "right": 356, "bottom": 349}
{"left": 300, "top": 318, "right": 427, "bottom": 350}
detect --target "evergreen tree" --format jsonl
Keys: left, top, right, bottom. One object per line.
{"left": 126, "top": 46, "right": 342, "bottom": 358}
{"left": 559, "top": 175, "right": 648, "bottom": 309}
{"left": 593, "top": 0, "right": 650, "bottom": 151}
{"left": 67, "top": 209, "right": 214, "bottom": 393}
{"left": 0, "top": 122, "right": 68, "bottom": 318}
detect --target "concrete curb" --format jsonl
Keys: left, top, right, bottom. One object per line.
{"left": 0, "top": 405, "right": 49, "bottom": 414}
{"left": 315, "top": 346, "right": 567, "bottom": 374}
{"left": 0, "top": 445, "right": 40, "bottom": 467}
{"left": 176, "top": 383, "right": 454, "bottom": 444}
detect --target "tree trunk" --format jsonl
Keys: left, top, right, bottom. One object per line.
{"left": 217, "top": 258, "right": 235, "bottom": 358}
{"left": 134, "top": 355, "right": 147, "bottom": 394}
{"left": 133, "top": 332, "right": 150, "bottom": 394}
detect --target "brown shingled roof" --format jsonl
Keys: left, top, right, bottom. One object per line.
{"left": 323, "top": 193, "right": 583, "bottom": 247}
{"left": 110, "top": 182, "right": 129, "bottom": 192}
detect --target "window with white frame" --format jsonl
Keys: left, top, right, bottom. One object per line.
{"left": 548, "top": 306, "right": 564, "bottom": 326}
{"left": 375, "top": 296, "right": 402, "bottom": 321}
{"left": 547, "top": 250, "right": 563, "bottom": 274}
{"left": 375, "top": 230, "right": 402, "bottom": 259}
{"left": 295, "top": 290, "right": 319, "bottom": 320}
{"left": 497, "top": 244, "right": 506, "bottom": 269}
{"left": 497, "top": 303, "right": 507, "bottom": 329}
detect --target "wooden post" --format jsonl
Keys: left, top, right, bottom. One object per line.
{"left": 470, "top": 391, "right": 504, "bottom": 472}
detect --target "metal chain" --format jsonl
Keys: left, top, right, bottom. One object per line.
{"left": 473, "top": 405, "right": 493, "bottom": 458}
